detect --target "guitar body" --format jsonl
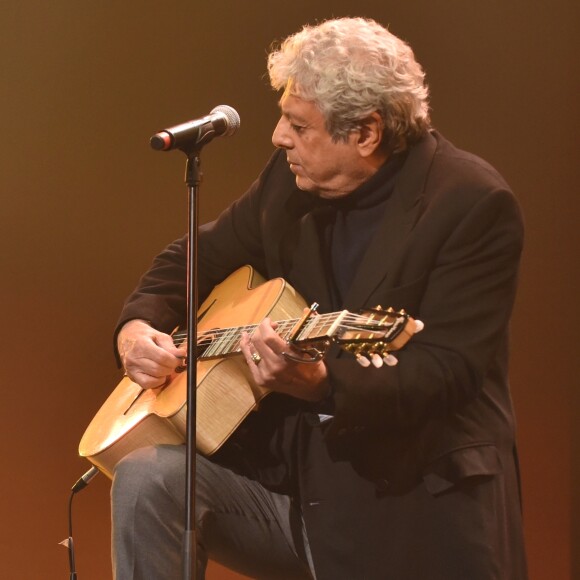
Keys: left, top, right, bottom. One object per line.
{"left": 79, "top": 266, "right": 307, "bottom": 478}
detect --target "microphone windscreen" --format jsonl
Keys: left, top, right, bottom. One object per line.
{"left": 211, "top": 105, "right": 240, "bottom": 136}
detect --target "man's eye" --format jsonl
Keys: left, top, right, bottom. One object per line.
{"left": 291, "top": 124, "right": 305, "bottom": 134}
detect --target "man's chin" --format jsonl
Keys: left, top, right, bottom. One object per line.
{"left": 294, "top": 176, "right": 313, "bottom": 191}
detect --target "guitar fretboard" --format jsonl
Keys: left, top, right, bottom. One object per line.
{"left": 172, "top": 310, "right": 404, "bottom": 360}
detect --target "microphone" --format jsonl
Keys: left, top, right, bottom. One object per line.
{"left": 71, "top": 466, "right": 99, "bottom": 494}
{"left": 150, "top": 105, "right": 240, "bottom": 151}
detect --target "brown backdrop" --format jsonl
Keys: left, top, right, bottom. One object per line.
{"left": 0, "top": 1, "right": 577, "bottom": 579}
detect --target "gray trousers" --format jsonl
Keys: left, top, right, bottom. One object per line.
{"left": 111, "top": 445, "right": 315, "bottom": 579}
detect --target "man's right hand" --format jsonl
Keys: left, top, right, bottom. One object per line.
{"left": 117, "top": 319, "right": 186, "bottom": 389}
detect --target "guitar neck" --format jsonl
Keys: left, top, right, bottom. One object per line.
{"left": 172, "top": 305, "right": 412, "bottom": 363}
{"left": 173, "top": 310, "right": 350, "bottom": 360}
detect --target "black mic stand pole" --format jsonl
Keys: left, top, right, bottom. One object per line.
{"left": 156, "top": 121, "right": 234, "bottom": 579}
{"left": 182, "top": 148, "right": 202, "bottom": 580}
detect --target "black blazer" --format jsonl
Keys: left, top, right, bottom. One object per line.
{"left": 118, "top": 131, "right": 527, "bottom": 579}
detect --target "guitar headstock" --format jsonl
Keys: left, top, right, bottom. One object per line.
{"left": 336, "top": 307, "right": 420, "bottom": 368}
{"left": 288, "top": 305, "right": 422, "bottom": 367}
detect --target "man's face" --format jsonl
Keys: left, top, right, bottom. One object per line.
{"left": 272, "top": 93, "right": 374, "bottom": 199}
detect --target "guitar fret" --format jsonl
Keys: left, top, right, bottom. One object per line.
{"left": 201, "top": 324, "right": 256, "bottom": 359}
{"left": 202, "top": 333, "right": 221, "bottom": 358}
{"left": 301, "top": 316, "right": 321, "bottom": 340}
{"left": 297, "top": 313, "right": 334, "bottom": 341}
{"left": 223, "top": 328, "right": 242, "bottom": 354}
{"left": 207, "top": 328, "right": 232, "bottom": 357}
{"left": 326, "top": 310, "right": 348, "bottom": 338}
{"left": 277, "top": 320, "right": 296, "bottom": 341}
{"left": 218, "top": 327, "right": 238, "bottom": 356}
{"left": 243, "top": 324, "right": 257, "bottom": 343}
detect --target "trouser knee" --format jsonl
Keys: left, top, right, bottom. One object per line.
{"left": 112, "top": 445, "right": 186, "bottom": 519}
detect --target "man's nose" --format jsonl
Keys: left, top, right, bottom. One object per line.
{"left": 272, "top": 117, "right": 292, "bottom": 149}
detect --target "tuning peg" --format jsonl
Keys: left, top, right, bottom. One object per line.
{"left": 355, "top": 354, "right": 371, "bottom": 367}
{"left": 371, "top": 353, "right": 384, "bottom": 368}
{"left": 382, "top": 353, "right": 398, "bottom": 366}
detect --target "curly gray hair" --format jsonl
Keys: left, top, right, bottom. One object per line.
{"left": 267, "top": 18, "right": 431, "bottom": 152}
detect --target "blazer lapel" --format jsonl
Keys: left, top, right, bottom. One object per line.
{"left": 275, "top": 190, "right": 334, "bottom": 311}
{"left": 343, "top": 131, "right": 439, "bottom": 310}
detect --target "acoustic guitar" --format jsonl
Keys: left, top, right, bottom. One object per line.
{"left": 79, "top": 265, "right": 418, "bottom": 478}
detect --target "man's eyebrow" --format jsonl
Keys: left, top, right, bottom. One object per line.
{"left": 278, "top": 106, "right": 309, "bottom": 125}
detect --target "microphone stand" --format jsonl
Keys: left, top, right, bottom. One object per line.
{"left": 182, "top": 148, "right": 202, "bottom": 580}
{"left": 154, "top": 120, "right": 233, "bottom": 580}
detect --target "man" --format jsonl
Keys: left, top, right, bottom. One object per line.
{"left": 112, "top": 17, "right": 527, "bottom": 579}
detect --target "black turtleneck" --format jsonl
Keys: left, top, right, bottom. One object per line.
{"left": 314, "top": 152, "right": 406, "bottom": 309}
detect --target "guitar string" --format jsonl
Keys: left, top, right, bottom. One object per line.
{"left": 171, "top": 312, "right": 406, "bottom": 356}
{"left": 172, "top": 314, "right": 402, "bottom": 337}
{"left": 171, "top": 313, "right": 398, "bottom": 343}
{"left": 173, "top": 312, "right": 398, "bottom": 336}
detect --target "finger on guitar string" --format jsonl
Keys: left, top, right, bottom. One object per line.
{"left": 175, "top": 357, "right": 187, "bottom": 373}
{"left": 240, "top": 331, "right": 263, "bottom": 371}
{"left": 245, "top": 318, "right": 287, "bottom": 360}
{"left": 239, "top": 321, "right": 330, "bottom": 402}
{"left": 240, "top": 318, "right": 284, "bottom": 370}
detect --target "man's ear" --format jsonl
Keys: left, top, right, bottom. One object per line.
{"left": 357, "top": 112, "right": 384, "bottom": 157}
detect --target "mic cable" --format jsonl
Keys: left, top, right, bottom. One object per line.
{"left": 60, "top": 466, "right": 100, "bottom": 579}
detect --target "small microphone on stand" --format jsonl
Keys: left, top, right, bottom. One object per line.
{"left": 71, "top": 466, "right": 99, "bottom": 494}
{"left": 150, "top": 105, "right": 240, "bottom": 152}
